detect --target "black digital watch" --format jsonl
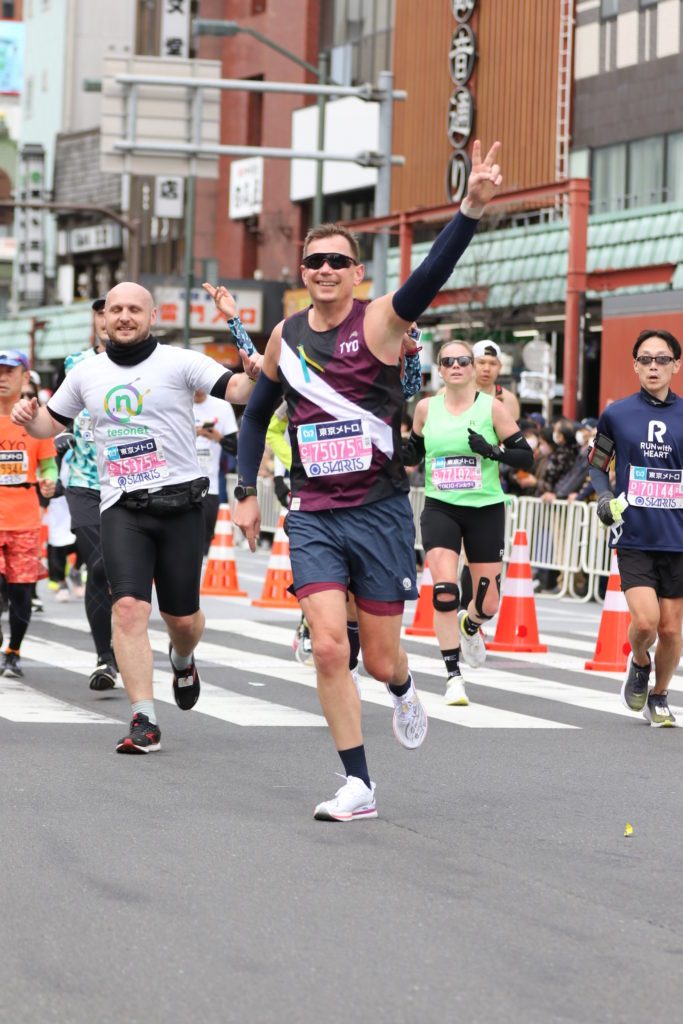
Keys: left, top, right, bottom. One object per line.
{"left": 233, "top": 484, "right": 258, "bottom": 501}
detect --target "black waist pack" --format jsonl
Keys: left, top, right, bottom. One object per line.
{"left": 118, "top": 477, "right": 209, "bottom": 516}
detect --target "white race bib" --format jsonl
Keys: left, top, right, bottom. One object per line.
{"left": 0, "top": 449, "right": 29, "bottom": 486}
{"left": 104, "top": 434, "right": 170, "bottom": 492}
{"left": 627, "top": 465, "right": 683, "bottom": 510}
{"left": 431, "top": 455, "right": 482, "bottom": 491}
{"left": 297, "top": 418, "right": 372, "bottom": 478}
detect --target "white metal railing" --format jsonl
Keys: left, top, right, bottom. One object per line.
{"left": 225, "top": 478, "right": 612, "bottom": 601}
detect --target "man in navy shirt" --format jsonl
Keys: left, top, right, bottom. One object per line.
{"left": 590, "top": 329, "right": 683, "bottom": 726}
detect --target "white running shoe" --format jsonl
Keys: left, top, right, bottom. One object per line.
{"left": 387, "top": 679, "right": 428, "bottom": 749}
{"left": 445, "top": 674, "right": 469, "bottom": 706}
{"left": 55, "top": 586, "right": 70, "bottom": 603}
{"left": 457, "top": 610, "right": 486, "bottom": 668}
{"left": 351, "top": 668, "right": 361, "bottom": 699}
{"left": 314, "top": 775, "right": 377, "bottom": 822}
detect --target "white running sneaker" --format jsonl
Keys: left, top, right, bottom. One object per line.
{"left": 445, "top": 674, "right": 469, "bottom": 706}
{"left": 387, "top": 679, "right": 428, "bottom": 749}
{"left": 457, "top": 610, "right": 486, "bottom": 668}
{"left": 55, "top": 586, "right": 70, "bottom": 603}
{"left": 351, "top": 667, "right": 361, "bottom": 699}
{"left": 314, "top": 775, "right": 377, "bottom": 822}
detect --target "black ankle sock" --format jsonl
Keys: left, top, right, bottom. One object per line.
{"left": 389, "top": 674, "right": 412, "bottom": 698}
{"left": 441, "top": 647, "right": 461, "bottom": 677}
{"left": 339, "top": 745, "right": 370, "bottom": 788}
{"left": 633, "top": 656, "right": 651, "bottom": 670}
{"left": 462, "top": 614, "right": 480, "bottom": 637}
{"left": 347, "top": 620, "right": 360, "bottom": 670}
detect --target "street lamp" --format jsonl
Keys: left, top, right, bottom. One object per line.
{"left": 193, "top": 18, "right": 332, "bottom": 223}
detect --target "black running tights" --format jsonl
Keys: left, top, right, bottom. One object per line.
{"left": 73, "top": 525, "right": 114, "bottom": 661}
{"left": 7, "top": 582, "right": 33, "bottom": 650}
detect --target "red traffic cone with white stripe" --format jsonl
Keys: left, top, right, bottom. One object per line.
{"left": 252, "top": 510, "right": 299, "bottom": 609}
{"left": 405, "top": 563, "right": 435, "bottom": 636}
{"left": 585, "top": 551, "right": 631, "bottom": 671}
{"left": 201, "top": 504, "right": 247, "bottom": 597}
{"left": 487, "top": 529, "right": 547, "bottom": 653}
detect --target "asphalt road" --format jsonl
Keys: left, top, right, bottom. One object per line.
{"left": 1, "top": 551, "right": 681, "bottom": 1024}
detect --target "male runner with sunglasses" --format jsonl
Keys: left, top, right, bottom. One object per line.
{"left": 234, "top": 140, "right": 503, "bottom": 821}
{"left": 589, "top": 329, "right": 683, "bottom": 726}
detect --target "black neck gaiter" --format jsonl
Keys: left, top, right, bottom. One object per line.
{"left": 105, "top": 335, "right": 157, "bottom": 366}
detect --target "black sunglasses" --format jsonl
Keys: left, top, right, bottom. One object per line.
{"left": 635, "top": 355, "right": 675, "bottom": 366}
{"left": 21, "top": 392, "right": 36, "bottom": 399}
{"left": 302, "top": 252, "right": 358, "bottom": 270}
{"left": 440, "top": 355, "right": 473, "bottom": 368}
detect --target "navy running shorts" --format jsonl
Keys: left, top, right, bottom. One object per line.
{"left": 420, "top": 498, "right": 506, "bottom": 563}
{"left": 617, "top": 548, "right": 683, "bottom": 598}
{"left": 285, "top": 491, "right": 419, "bottom": 603}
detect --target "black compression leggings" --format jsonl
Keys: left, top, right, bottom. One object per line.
{"left": 7, "top": 582, "right": 33, "bottom": 651}
{"left": 73, "top": 525, "right": 114, "bottom": 662}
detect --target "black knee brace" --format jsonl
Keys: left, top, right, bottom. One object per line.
{"left": 473, "top": 574, "right": 501, "bottom": 620}
{"left": 433, "top": 581, "right": 460, "bottom": 613}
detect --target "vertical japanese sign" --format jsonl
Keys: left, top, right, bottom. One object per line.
{"left": 160, "top": 0, "right": 190, "bottom": 59}
{"left": 446, "top": 0, "right": 477, "bottom": 204}
{"left": 154, "top": 176, "right": 185, "bottom": 219}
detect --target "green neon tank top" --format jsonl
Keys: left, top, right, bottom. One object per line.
{"left": 423, "top": 391, "right": 505, "bottom": 507}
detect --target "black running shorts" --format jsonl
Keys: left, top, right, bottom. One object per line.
{"left": 101, "top": 502, "right": 204, "bottom": 616}
{"left": 616, "top": 548, "right": 683, "bottom": 598}
{"left": 420, "top": 498, "right": 506, "bottom": 563}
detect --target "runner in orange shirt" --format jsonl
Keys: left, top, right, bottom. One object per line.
{"left": 0, "top": 350, "right": 57, "bottom": 676}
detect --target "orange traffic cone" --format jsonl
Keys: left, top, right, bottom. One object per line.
{"left": 405, "top": 564, "right": 435, "bottom": 636}
{"left": 487, "top": 529, "right": 547, "bottom": 653}
{"left": 201, "top": 504, "right": 247, "bottom": 597}
{"left": 252, "top": 510, "right": 299, "bottom": 609}
{"left": 585, "top": 552, "right": 631, "bottom": 671}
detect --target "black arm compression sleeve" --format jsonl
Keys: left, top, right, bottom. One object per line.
{"left": 495, "top": 431, "right": 533, "bottom": 470}
{"left": 589, "top": 466, "right": 611, "bottom": 494}
{"left": 401, "top": 430, "right": 425, "bottom": 466}
{"left": 210, "top": 370, "right": 233, "bottom": 399}
{"left": 237, "top": 373, "right": 283, "bottom": 485}
{"left": 392, "top": 212, "right": 479, "bottom": 322}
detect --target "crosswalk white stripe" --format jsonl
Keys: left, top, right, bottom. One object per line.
{"left": 19, "top": 633, "right": 324, "bottom": 727}
{"left": 202, "top": 619, "right": 683, "bottom": 716}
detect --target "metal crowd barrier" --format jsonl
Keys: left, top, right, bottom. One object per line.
{"left": 225, "top": 476, "right": 612, "bottom": 601}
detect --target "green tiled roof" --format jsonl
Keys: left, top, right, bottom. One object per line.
{"left": 0, "top": 303, "right": 93, "bottom": 364}
{"left": 387, "top": 201, "right": 683, "bottom": 310}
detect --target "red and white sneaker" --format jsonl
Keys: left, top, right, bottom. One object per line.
{"left": 116, "top": 713, "right": 161, "bottom": 754}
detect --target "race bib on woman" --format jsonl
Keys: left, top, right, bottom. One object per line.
{"left": 431, "top": 455, "right": 482, "bottom": 491}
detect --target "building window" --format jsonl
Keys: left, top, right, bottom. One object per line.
{"left": 666, "top": 132, "right": 683, "bottom": 202}
{"left": 639, "top": 0, "right": 658, "bottom": 7}
{"left": 629, "top": 136, "right": 664, "bottom": 207}
{"left": 321, "top": 0, "right": 395, "bottom": 86}
{"left": 592, "top": 143, "right": 626, "bottom": 212}
{"left": 600, "top": 0, "right": 619, "bottom": 17}
{"left": 2, "top": 2, "right": 15, "bottom": 17}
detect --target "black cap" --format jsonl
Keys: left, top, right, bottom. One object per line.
{"left": 91, "top": 296, "right": 106, "bottom": 312}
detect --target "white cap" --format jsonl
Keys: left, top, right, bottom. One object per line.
{"left": 472, "top": 339, "right": 501, "bottom": 360}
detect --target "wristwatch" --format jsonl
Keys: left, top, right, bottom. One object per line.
{"left": 234, "top": 484, "right": 258, "bottom": 501}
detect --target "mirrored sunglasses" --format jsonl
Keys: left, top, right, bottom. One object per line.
{"left": 302, "top": 252, "right": 358, "bottom": 270}
{"left": 635, "top": 355, "right": 675, "bottom": 366}
{"left": 440, "top": 355, "right": 473, "bottom": 368}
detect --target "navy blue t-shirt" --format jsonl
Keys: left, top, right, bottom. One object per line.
{"left": 596, "top": 388, "right": 683, "bottom": 551}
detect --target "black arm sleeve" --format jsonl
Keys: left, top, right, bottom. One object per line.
{"left": 237, "top": 373, "right": 283, "bottom": 485}
{"left": 220, "top": 431, "right": 238, "bottom": 455}
{"left": 589, "top": 466, "right": 611, "bottom": 494}
{"left": 210, "top": 370, "right": 233, "bottom": 399}
{"left": 46, "top": 405, "right": 73, "bottom": 427}
{"left": 494, "top": 431, "right": 533, "bottom": 470}
{"left": 401, "top": 430, "right": 426, "bottom": 466}
{"left": 392, "top": 212, "right": 479, "bottom": 322}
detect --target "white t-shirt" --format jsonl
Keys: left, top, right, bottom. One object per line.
{"left": 193, "top": 395, "right": 237, "bottom": 494}
{"left": 49, "top": 345, "right": 228, "bottom": 511}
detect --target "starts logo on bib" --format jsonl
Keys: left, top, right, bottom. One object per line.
{"left": 104, "top": 380, "right": 150, "bottom": 424}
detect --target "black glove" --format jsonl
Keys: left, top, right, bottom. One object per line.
{"left": 467, "top": 428, "right": 500, "bottom": 461}
{"left": 273, "top": 474, "right": 291, "bottom": 508}
{"left": 54, "top": 432, "right": 76, "bottom": 456}
{"left": 596, "top": 491, "right": 615, "bottom": 526}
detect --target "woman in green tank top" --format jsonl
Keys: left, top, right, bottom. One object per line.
{"left": 403, "top": 341, "right": 532, "bottom": 706}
